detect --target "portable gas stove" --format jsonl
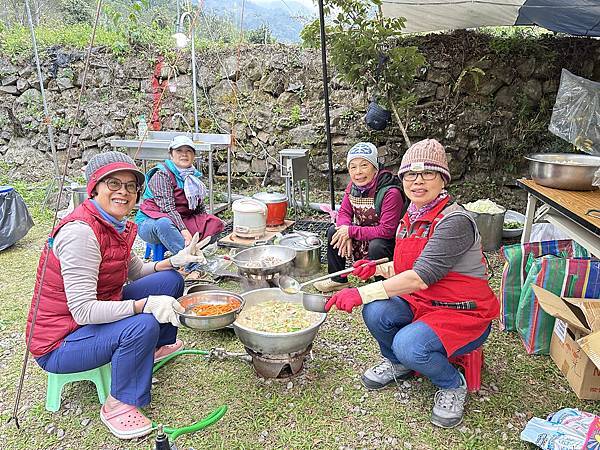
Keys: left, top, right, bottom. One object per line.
{"left": 245, "top": 345, "right": 312, "bottom": 378}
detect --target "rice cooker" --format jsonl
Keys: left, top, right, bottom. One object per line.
{"left": 232, "top": 198, "right": 267, "bottom": 239}
{"left": 252, "top": 192, "right": 288, "bottom": 227}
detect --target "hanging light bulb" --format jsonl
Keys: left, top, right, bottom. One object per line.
{"left": 173, "top": 14, "right": 191, "bottom": 48}
{"left": 173, "top": 27, "right": 189, "bottom": 48}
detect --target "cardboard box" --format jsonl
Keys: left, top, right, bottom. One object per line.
{"left": 533, "top": 285, "right": 600, "bottom": 400}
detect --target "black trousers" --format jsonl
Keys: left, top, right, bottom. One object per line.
{"left": 325, "top": 224, "right": 395, "bottom": 283}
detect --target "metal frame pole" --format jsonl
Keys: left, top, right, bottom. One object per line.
{"left": 25, "top": 0, "right": 60, "bottom": 181}
{"left": 317, "top": 0, "right": 335, "bottom": 210}
{"left": 190, "top": 15, "right": 199, "bottom": 134}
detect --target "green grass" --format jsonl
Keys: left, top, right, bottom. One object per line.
{"left": 0, "top": 187, "right": 596, "bottom": 449}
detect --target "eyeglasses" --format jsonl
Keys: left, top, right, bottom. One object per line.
{"left": 101, "top": 178, "right": 140, "bottom": 194}
{"left": 402, "top": 171, "right": 439, "bottom": 182}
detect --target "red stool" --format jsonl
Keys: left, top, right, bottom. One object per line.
{"left": 449, "top": 347, "right": 484, "bottom": 392}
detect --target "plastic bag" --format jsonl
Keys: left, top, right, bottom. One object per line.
{"left": 520, "top": 408, "right": 600, "bottom": 450}
{"left": 529, "top": 223, "right": 571, "bottom": 242}
{"left": 548, "top": 69, "right": 600, "bottom": 155}
{"left": 0, "top": 186, "right": 34, "bottom": 251}
{"left": 593, "top": 167, "right": 600, "bottom": 187}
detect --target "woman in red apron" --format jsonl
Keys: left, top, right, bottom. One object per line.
{"left": 326, "top": 139, "right": 499, "bottom": 429}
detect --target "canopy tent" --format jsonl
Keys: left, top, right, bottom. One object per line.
{"left": 381, "top": 0, "right": 600, "bottom": 37}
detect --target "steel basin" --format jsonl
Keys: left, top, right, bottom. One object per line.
{"left": 176, "top": 291, "right": 244, "bottom": 331}
{"left": 526, "top": 153, "right": 600, "bottom": 191}
{"left": 233, "top": 288, "right": 326, "bottom": 354}
{"left": 231, "top": 245, "right": 296, "bottom": 278}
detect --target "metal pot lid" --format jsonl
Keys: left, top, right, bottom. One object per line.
{"left": 232, "top": 198, "right": 267, "bottom": 213}
{"left": 279, "top": 233, "right": 320, "bottom": 250}
{"left": 252, "top": 191, "right": 288, "bottom": 204}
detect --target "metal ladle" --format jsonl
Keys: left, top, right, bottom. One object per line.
{"left": 277, "top": 257, "right": 389, "bottom": 295}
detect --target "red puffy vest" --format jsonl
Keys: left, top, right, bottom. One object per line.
{"left": 25, "top": 200, "right": 137, "bottom": 357}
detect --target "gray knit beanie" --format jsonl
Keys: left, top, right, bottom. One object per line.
{"left": 346, "top": 142, "right": 379, "bottom": 169}
{"left": 85, "top": 151, "right": 145, "bottom": 197}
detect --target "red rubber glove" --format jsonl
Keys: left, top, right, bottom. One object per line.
{"left": 325, "top": 287, "right": 363, "bottom": 313}
{"left": 351, "top": 259, "right": 378, "bottom": 281}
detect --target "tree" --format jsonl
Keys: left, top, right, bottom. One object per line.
{"left": 301, "top": 0, "right": 425, "bottom": 148}
{"left": 59, "top": 0, "right": 94, "bottom": 24}
{"left": 247, "top": 24, "right": 276, "bottom": 44}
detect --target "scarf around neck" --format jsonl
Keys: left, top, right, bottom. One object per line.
{"left": 90, "top": 199, "right": 127, "bottom": 233}
{"left": 407, "top": 190, "right": 449, "bottom": 223}
{"left": 165, "top": 159, "right": 207, "bottom": 210}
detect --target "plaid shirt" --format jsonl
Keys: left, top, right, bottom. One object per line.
{"left": 147, "top": 170, "right": 186, "bottom": 231}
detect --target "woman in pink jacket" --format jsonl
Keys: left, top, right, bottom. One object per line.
{"left": 314, "top": 142, "right": 406, "bottom": 293}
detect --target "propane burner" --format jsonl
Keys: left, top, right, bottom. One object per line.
{"left": 245, "top": 346, "right": 312, "bottom": 379}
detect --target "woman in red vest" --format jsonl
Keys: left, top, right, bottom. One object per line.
{"left": 326, "top": 139, "right": 499, "bottom": 429}
{"left": 26, "top": 152, "right": 206, "bottom": 440}
{"left": 136, "top": 135, "right": 224, "bottom": 260}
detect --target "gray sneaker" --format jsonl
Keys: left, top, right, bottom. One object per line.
{"left": 430, "top": 373, "right": 467, "bottom": 428}
{"left": 361, "top": 359, "right": 413, "bottom": 390}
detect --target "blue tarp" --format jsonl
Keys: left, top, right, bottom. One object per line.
{"left": 516, "top": 0, "right": 600, "bottom": 37}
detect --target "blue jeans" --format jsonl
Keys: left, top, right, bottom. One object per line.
{"left": 36, "top": 270, "right": 184, "bottom": 407}
{"left": 362, "top": 296, "right": 491, "bottom": 389}
{"left": 138, "top": 217, "right": 185, "bottom": 254}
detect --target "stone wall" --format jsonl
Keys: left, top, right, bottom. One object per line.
{"left": 1, "top": 30, "right": 599, "bottom": 191}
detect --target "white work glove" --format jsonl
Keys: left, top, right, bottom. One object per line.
{"left": 169, "top": 233, "right": 211, "bottom": 267}
{"left": 143, "top": 295, "right": 184, "bottom": 327}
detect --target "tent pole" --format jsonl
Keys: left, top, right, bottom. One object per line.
{"left": 317, "top": 0, "right": 335, "bottom": 210}
{"left": 25, "top": 0, "right": 60, "bottom": 182}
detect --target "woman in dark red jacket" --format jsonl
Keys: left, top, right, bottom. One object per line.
{"left": 26, "top": 152, "right": 205, "bottom": 440}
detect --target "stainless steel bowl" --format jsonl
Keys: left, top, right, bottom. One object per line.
{"left": 233, "top": 288, "right": 327, "bottom": 354}
{"left": 176, "top": 290, "right": 244, "bottom": 331}
{"left": 525, "top": 153, "right": 600, "bottom": 191}
{"left": 184, "top": 283, "right": 221, "bottom": 295}
{"left": 231, "top": 245, "right": 296, "bottom": 278}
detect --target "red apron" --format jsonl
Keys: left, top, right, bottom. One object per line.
{"left": 393, "top": 198, "right": 499, "bottom": 356}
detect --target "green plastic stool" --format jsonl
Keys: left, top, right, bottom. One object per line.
{"left": 45, "top": 363, "right": 111, "bottom": 412}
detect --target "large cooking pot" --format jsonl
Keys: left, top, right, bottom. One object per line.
{"left": 278, "top": 233, "right": 321, "bottom": 276}
{"left": 525, "top": 153, "right": 600, "bottom": 191}
{"left": 230, "top": 245, "right": 296, "bottom": 279}
{"left": 252, "top": 192, "right": 288, "bottom": 227}
{"left": 232, "top": 198, "right": 267, "bottom": 238}
{"left": 233, "top": 288, "right": 327, "bottom": 354}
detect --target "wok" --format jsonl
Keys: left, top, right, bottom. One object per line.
{"left": 230, "top": 245, "right": 296, "bottom": 278}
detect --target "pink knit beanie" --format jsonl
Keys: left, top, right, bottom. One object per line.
{"left": 398, "top": 139, "right": 450, "bottom": 183}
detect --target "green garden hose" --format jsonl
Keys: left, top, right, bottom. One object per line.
{"left": 146, "top": 349, "right": 228, "bottom": 442}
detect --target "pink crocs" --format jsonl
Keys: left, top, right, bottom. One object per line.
{"left": 154, "top": 339, "right": 184, "bottom": 363}
{"left": 100, "top": 403, "right": 152, "bottom": 440}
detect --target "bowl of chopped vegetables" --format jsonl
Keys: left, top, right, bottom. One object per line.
{"left": 503, "top": 210, "right": 525, "bottom": 238}
{"left": 176, "top": 290, "right": 245, "bottom": 331}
